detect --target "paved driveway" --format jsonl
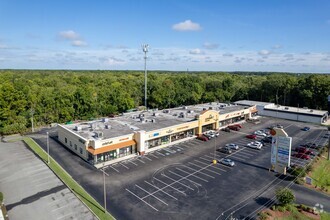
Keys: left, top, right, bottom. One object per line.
{"left": 0, "top": 141, "right": 97, "bottom": 220}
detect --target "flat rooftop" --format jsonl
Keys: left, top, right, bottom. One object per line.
{"left": 62, "top": 102, "right": 247, "bottom": 140}
{"left": 234, "top": 100, "right": 273, "bottom": 107}
{"left": 265, "top": 105, "right": 328, "bottom": 116}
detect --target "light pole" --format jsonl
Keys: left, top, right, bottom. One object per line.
{"left": 142, "top": 44, "right": 149, "bottom": 110}
{"left": 47, "top": 132, "right": 50, "bottom": 164}
{"left": 103, "top": 162, "right": 107, "bottom": 214}
{"left": 30, "top": 108, "right": 34, "bottom": 132}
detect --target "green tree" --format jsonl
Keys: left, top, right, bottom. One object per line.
{"left": 276, "top": 188, "right": 295, "bottom": 206}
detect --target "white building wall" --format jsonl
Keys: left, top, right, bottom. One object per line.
{"left": 260, "top": 110, "right": 322, "bottom": 124}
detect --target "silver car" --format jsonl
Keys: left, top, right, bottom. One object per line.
{"left": 225, "top": 143, "right": 239, "bottom": 150}
{"left": 220, "top": 158, "right": 235, "bottom": 167}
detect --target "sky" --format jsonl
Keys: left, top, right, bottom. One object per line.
{"left": 0, "top": 0, "right": 330, "bottom": 73}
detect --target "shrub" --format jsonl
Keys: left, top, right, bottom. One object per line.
{"left": 278, "top": 206, "right": 286, "bottom": 212}
{"left": 258, "top": 212, "right": 268, "bottom": 220}
{"left": 276, "top": 188, "right": 295, "bottom": 206}
{"left": 271, "top": 205, "right": 276, "bottom": 211}
{"left": 294, "top": 177, "right": 305, "bottom": 185}
{"left": 265, "top": 211, "right": 272, "bottom": 216}
{"left": 306, "top": 165, "right": 313, "bottom": 172}
{"left": 0, "top": 192, "right": 3, "bottom": 203}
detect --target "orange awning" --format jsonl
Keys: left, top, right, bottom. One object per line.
{"left": 87, "top": 140, "right": 136, "bottom": 155}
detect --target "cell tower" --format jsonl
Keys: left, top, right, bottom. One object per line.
{"left": 142, "top": 44, "right": 149, "bottom": 110}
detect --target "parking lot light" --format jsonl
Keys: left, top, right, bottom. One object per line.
{"left": 213, "top": 159, "right": 217, "bottom": 165}
{"left": 47, "top": 132, "right": 50, "bottom": 164}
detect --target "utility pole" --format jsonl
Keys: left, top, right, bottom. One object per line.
{"left": 47, "top": 132, "right": 50, "bottom": 164}
{"left": 328, "top": 126, "right": 330, "bottom": 160}
{"left": 142, "top": 44, "right": 149, "bottom": 110}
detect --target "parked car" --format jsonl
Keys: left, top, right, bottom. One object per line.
{"left": 220, "top": 158, "right": 235, "bottom": 167}
{"left": 292, "top": 153, "right": 310, "bottom": 160}
{"left": 295, "top": 147, "right": 315, "bottom": 156}
{"left": 302, "top": 127, "right": 310, "bottom": 131}
{"left": 221, "top": 127, "right": 231, "bottom": 132}
{"left": 218, "top": 147, "right": 232, "bottom": 154}
{"left": 324, "top": 133, "right": 330, "bottom": 138}
{"left": 301, "top": 142, "right": 321, "bottom": 149}
{"left": 197, "top": 135, "right": 208, "bottom": 141}
{"left": 209, "top": 130, "right": 219, "bottom": 137}
{"left": 262, "top": 136, "right": 272, "bottom": 143}
{"left": 233, "top": 124, "right": 243, "bottom": 129}
{"left": 246, "top": 134, "right": 257, "bottom": 139}
{"left": 254, "top": 130, "right": 267, "bottom": 137}
{"left": 225, "top": 143, "right": 239, "bottom": 150}
{"left": 204, "top": 131, "right": 215, "bottom": 139}
{"left": 246, "top": 141, "right": 262, "bottom": 150}
{"left": 228, "top": 125, "right": 240, "bottom": 131}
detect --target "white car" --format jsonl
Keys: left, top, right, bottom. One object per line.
{"left": 225, "top": 143, "right": 239, "bottom": 150}
{"left": 220, "top": 158, "right": 235, "bottom": 167}
{"left": 254, "top": 130, "right": 267, "bottom": 137}
{"left": 246, "top": 141, "right": 262, "bottom": 150}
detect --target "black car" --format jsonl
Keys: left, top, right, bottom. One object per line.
{"left": 221, "top": 127, "right": 231, "bottom": 132}
{"left": 262, "top": 136, "right": 272, "bottom": 143}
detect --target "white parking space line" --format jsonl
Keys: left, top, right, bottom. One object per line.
{"left": 162, "top": 173, "right": 195, "bottom": 190}
{"left": 182, "top": 165, "right": 215, "bottom": 179}
{"left": 194, "top": 160, "right": 227, "bottom": 172}
{"left": 176, "top": 168, "right": 208, "bottom": 182}
{"left": 187, "top": 162, "right": 222, "bottom": 176}
{"left": 237, "top": 150, "right": 257, "bottom": 156}
{"left": 199, "top": 156, "right": 213, "bottom": 163}
{"left": 156, "top": 151, "right": 166, "bottom": 156}
{"left": 143, "top": 156, "right": 152, "bottom": 161}
{"left": 203, "top": 154, "right": 217, "bottom": 160}
{"left": 56, "top": 212, "right": 74, "bottom": 220}
{"left": 231, "top": 153, "right": 250, "bottom": 159}
{"left": 153, "top": 177, "right": 187, "bottom": 195}
{"left": 120, "top": 163, "right": 130, "bottom": 169}
{"left": 135, "top": 184, "right": 168, "bottom": 205}
{"left": 126, "top": 188, "right": 159, "bottom": 211}
{"left": 227, "top": 154, "right": 247, "bottom": 160}
{"left": 137, "top": 158, "right": 146, "bottom": 164}
{"left": 144, "top": 180, "right": 178, "bottom": 200}
{"left": 149, "top": 153, "right": 159, "bottom": 159}
{"left": 109, "top": 166, "right": 120, "bottom": 173}
{"left": 168, "top": 171, "right": 202, "bottom": 187}
{"left": 128, "top": 160, "right": 138, "bottom": 166}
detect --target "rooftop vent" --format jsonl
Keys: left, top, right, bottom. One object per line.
{"left": 209, "top": 107, "right": 213, "bottom": 110}
{"left": 182, "top": 106, "right": 188, "bottom": 110}
{"left": 203, "top": 108, "right": 207, "bottom": 111}
{"left": 153, "top": 112, "right": 159, "bottom": 116}
{"left": 188, "top": 110, "right": 194, "bottom": 113}
{"left": 139, "top": 114, "right": 145, "bottom": 118}
{"left": 285, "top": 107, "right": 289, "bottom": 110}
{"left": 102, "top": 118, "right": 109, "bottom": 123}
{"left": 75, "top": 126, "right": 82, "bottom": 131}
{"left": 94, "top": 132, "right": 103, "bottom": 138}
{"left": 105, "top": 124, "right": 111, "bottom": 129}
{"left": 151, "top": 119, "right": 156, "bottom": 123}
{"left": 163, "top": 109, "right": 170, "bottom": 113}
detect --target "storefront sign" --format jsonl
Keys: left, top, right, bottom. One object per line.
{"left": 166, "top": 129, "right": 174, "bottom": 134}
{"left": 119, "top": 137, "right": 129, "bottom": 141}
{"left": 177, "top": 126, "right": 189, "bottom": 131}
{"left": 102, "top": 141, "right": 113, "bottom": 146}
{"left": 276, "top": 136, "right": 292, "bottom": 166}
{"left": 225, "top": 112, "right": 241, "bottom": 119}
{"left": 78, "top": 138, "right": 85, "bottom": 144}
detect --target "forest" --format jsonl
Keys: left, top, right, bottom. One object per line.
{"left": 0, "top": 70, "right": 329, "bottom": 135}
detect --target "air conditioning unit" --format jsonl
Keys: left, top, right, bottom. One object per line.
{"left": 182, "top": 106, "right": 188, "bottom": 109}
{"left": 188, "top": 110, "right": 194, "bottom": 113}
{"left": 209, "top": 107, "right": 213, "bottom": 110}
{"left": 94, "top": 132, "right": 103, "bottom": 138}
{"left": 153, "top": 112, "right": 159, "bottom": 116}
{"left": 285, "top": 107, "right": 289, "bottom": 110}
{"left": 75, "top": 126, "right": 82, "bottom": 131}
{"left": 105, "top": 124, "right": 111, "bottom": 129}
{"left": 151, "top": 119, "right": 156, "bottom": 123}
{"left": 163, "top": 109, "right": 170, "bottom": 113}
{"left": 102, "top": 118, "right": 109, "bottom": 123}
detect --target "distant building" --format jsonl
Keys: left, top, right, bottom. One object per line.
{"left": 235, "top": 100, "right": 328, "bottom": 124}
{"left": 57, "top": 102, "right": 254, "bottom": 167}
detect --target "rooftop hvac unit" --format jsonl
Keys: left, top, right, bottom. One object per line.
{"left": 139, "top": 114, "right": 144, "bottom": 118}
{"left": 153, "top": 112, "right": 159, "bottom": 116}
{"left": 285, "top": 107, "right": 289, "bottom": 110}
{"left": 209, "top": 107, "right": 213, "bottom": 110}
{"left": 75, "top": 126, "right": 82, "bottom": 131}
{"left": 182, "top": 106, "right": 188, "bottom": 109}
{"left": 151, "top": 119, "right": 156, "bottom": 123}
{"left": 89, "top": 123, "right": 96, "bottom": 129}
{"left": 163, "top": 109, "right": 170, "bottom": 113}
{"left": 105, "top": 124, "right": 111, "bottom": 129}
{"left": 102, "top": 118, "right": 109, "bottom": 123}
{"left": 303, "top": 107, "right": 308, "bottom": 109}
{"left": 94, "top": 132, "right": 103, "bottom": 138}
{"left": 188, "top": 110, "right": 194, "bottom": 113}
{"left": 132, "top": 115, "right": 137, "bottom": 119}
{"left": 203, "top": 108, "right": 207, "bottom": 110}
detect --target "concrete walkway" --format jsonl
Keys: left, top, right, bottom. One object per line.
{"left": 0, "top": 141, "right": 98, "bottom": 220}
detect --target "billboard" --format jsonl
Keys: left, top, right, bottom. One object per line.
{"left": 276, "top": 136, "right": 292, "bottom": 166}
{"left": 271, "top": 137, "right": 277, "bottom": 165}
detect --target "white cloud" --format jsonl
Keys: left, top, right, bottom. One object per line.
{"left": 203, "top": 42, "right": 219, "bottom": 50}
{"left": 223, "top": 52, "right": 233, "bottom": 57}
{"left": 258, "top": 50, "right": 271, "bottom": 56}
{"left": 189, "top": 48, "right": 204, "bottom": 55}
{"left": 71, "top": 40, "right": 87, "bottom": 47}
{"left": 59, "top": 30, "right": 79, "bottom": 40}
{"left": 272, "top": 44, "right": 282, "bottom": 49}
{"left": 172, "top": 20, "right": 202, "bottom": 31}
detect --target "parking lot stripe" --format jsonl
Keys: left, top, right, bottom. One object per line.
{"left": 153, "top": 177, "right": 187, "bottom": 195}
{"left": 161, "top": 173, "right": 195, "bottom": 190}
{"left": 237, "top": 150, "right": 256, "bottom": 156}
{"left": 149, "top": 153, "right": 159, "bottom": 159}
{"left": 56, "top": 212, "right": 74, "bottom": 220}
{"left": 126, "top": 188, "right": 159, "bottom": 211}
{"left": 199, "top": 156, "right": 214, "bottom": 163}
{"left": 120, "top": 163, "right": 129, "bottom": 169}
{"left": 137, "top": 158, "right": 146, "bottom": 164}
{"left": 144, "top": 156, "right": 152, "bottom": 161}
{"left": 109, "top": 166, "right": 120, "bottom": 173}
{"left": 187, "top": 162, "right": 222, "bottom": 176}
{"left": 227, "top": 154, "right": 246, "bottom": 160}
{"left": 168, "top": 171, "right": 201, "bottom": 187}
{"left": 144, "top": 180, "right": 178, "bottom": 200}
{"left": 182, "top": 165, "right": 215, "bottom": 179}
{"left": 176, "top": 168, "right": 208, "bottom": 182}
{"left": 135, "top": 184, "right": 168, "bottom": 205}
{"left": 203, "top": 154, "right": 217, "bottom": 160}
{"left": 156, "top": 151, "right": 166, "bottom": 156}
{"left": 232, "top": 153, "right": 250, "bottom": 159}
{"left": 128, "top": 160, "right": 138, "bottom": 166}
{"left": 194, "top": 160, "right": 227, "bottom": 172}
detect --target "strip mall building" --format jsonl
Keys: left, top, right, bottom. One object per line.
{"left": 57, "top": 102, "right": 254, "bottom": 167}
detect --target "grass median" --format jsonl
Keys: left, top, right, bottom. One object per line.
{"left": 310, "top": 148, "right": 330, "bottom": 193}
{"left": 23, "top": 137, "right": 114, "bottom": 220}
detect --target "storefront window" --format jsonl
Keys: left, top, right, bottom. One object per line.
{"left": 118, "top": 145, "right": 136, "bottom": 157}
{"left": 170, "top": 129, "right": 194, "bottom": 142}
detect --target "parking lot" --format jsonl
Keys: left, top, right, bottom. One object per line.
{"left": 31, "top": 117, "right": 330, "bottom": 220}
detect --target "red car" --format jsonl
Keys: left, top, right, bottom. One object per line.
{"left": 292, "top": 153, "right": 310, "bottom": 160}
{"left": 228, "top": 125, "right": 240, "bottom": 131}
{"left": 233, "top": 124, "right": 243, "bottom": 129}
{"left": 197, "top": 135, "right": 208, "bottom": 141}
{"left": 246, "top": 134, "right": 257, "bottom": 139}
{"left": 295, "top": 147, "right": 315, "bottom": 156}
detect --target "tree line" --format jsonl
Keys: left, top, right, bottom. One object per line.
{"left": 0, "top": 70, "right": 329, "bottom": 134}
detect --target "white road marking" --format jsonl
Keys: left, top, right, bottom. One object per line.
{"left": 176, "top": 168, "right": 208, "bottom": 182}
{"left": 149, "top": 153, "right": 159, "bottom": 159}
{"left": 194, "top": 160, "right": 227, "bottom": 172}
{"left": 161, "top": 173, "right": 195, "bottom": 190}
{"left": 144, "top": 180, "right": 178, "bottom": 200}
{"left": 182, "top": 165, "right": 215, "bottom": 179}
{"left": 144, "top": 156, "right": 152, "bottom": 161}
{"left": 187, "top": 162, "right": 222, "bottom": 176}
{"left": 135, "top": 184, "right": 168, "bottom": 205}
{"left": 108, "top": 166, "right": 120, "bottom": 173}
{"left": 153, "top": 177, "right": 187, "bottom": 195}
{"left": 128, "top": 160, "right": 138, "bottom": 166}
{"left": 156, "top": 151, "right": 166, "bottom": 156}
{"left": 126, "top": 188, "right": 159, "bottom": 211}
{"left": 168, "top": 171, "right": 202, "bottom": 187}
{"left": 120, "top": 163, "right": 129, "bottom": 169}
{"left": 138, "top": 158, "right": 146, "bottom": 164}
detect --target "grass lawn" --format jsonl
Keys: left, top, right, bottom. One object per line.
{"left": 310, "top": 148, "right": 330, "bottom": 192}
{"left": 23, "top": 137, "right": 114, "bottom": 220}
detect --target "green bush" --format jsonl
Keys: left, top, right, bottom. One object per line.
{"left": 271, "top": 205, "right": 276, "bottom": 211}
{"left": 276, "top": 188, "right": 295, "bottom": 206}
{"left": 306, "top": 165, "right": 313, "bottom": 172}
{"left": 258, "top": 212, "right": 268, "bottom": 220}
{"left": 294, "top": 177, "right": 305, "bottom": 185}
{"left": 0, "top": 192, "right": 3, "bottom": 203}
{"left": 278, "top": 206, "right": 286, "bottom": 212}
